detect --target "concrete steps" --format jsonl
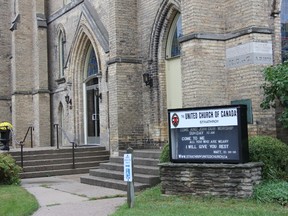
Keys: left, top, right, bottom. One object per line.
{"left": 80, "top": 149, "right": 161, "bottom": 192}
{"left": 9, "top": 146, "right": 110, "bottom": 178}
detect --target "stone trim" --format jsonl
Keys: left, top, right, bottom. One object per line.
{"left": 10, "top": 14, "right": 20, "bottom": 31}
{"left": 55, "top": 77, "right": 66, "bottom": 85}
{"left": 82, "top": 0, "right": 109, "bottom": 53}
{"left": 32, "top": 89, "right": 50, "bottom": 95}
{"left": 12, "top": 89, "right": 50, "bottom": 96}
{"left": 179, "top": 26, "right": 273, "bottom": 43}
{"left": 47, "top": 0, "right": 84, "bottom": 24}
{"left": 36, "top": 13, "right": 47, "bottom": 28}
{"left": 0, "top": 97, "right": 11, "bottom": 101}
{"left": 107, "top": 57, "right": 142, "bottom": 65}
{"left": 12, "top": 91, "right": 33, "bottom": 95}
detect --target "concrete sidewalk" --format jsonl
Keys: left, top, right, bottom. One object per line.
{"left": 21, "top": 174, "right": 127, "bottom": 216}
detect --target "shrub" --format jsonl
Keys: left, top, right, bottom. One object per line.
{"left": 249, "top": 136, "right": 288, "bottom": 180}
{"left": 253, "top": 181, "right": 288, "bottom": 206}
{"left": 0, "top": 153, "right": 22, "bottom": 185}
{"left": 160, "top": 143, "right": 170, "bottom": 163}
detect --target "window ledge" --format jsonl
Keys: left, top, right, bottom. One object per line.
{"left": 165, "top": 55, "right": 181, "bottom": 60}
{"left": 55, "top": 77, "right": 66, "bottom": 85}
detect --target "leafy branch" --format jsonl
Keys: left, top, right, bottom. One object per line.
{"left": 261, "top": 61, "right": 288, "bottom": 128}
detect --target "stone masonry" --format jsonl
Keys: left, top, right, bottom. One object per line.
{"left": 10, "top": 0, "right": 50, "bottom": 147}
{"left": 160, "top": 162, "right": 263, "bottom": 198}
{"left": 0, "top": 0, "right": 11, "bottom": 123}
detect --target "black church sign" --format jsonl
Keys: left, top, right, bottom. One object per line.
{"left": 168, "top": 105, "right": 249, "bottom": 163}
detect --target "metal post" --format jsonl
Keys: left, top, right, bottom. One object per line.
{"left": 54, "top": 124, "right": 59, "bottom": 149}
{"left": 72, "top": 142, "right": 75, "bottom": 169}
{"left": 20, "top": 142, "right": 24, "bottom": 168}
{"left": 125, "top": 147, "right": 134, "bottom": 208}
{"left": 30, "top": 127, "right": 33, "bottom": 148}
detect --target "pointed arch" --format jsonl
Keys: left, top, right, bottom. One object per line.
{"left": 148, "top": 0, "right": 181, "bottom": 62}
{"left": 145, "top": 0, "right": 181, "bottom": 142}
{"left": 166, "top": 13, "right": 182, "bottom": 58}
{"left": 57, "top": 24, "right": 67, "bottom": 78}
{"left": 68, "top": 23, "right": 103, "bottom": 144}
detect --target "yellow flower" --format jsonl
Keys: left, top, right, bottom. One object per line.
{"left": 0, "top": 122, "right": 13, "bottom": 131}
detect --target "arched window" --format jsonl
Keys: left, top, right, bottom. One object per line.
{"left": 165, "top": 12, "right": 183, "bottom": 109}
{"left": 86, "top": 45, "right": 99, "bottom": 77}
{"left": 281, "top": 0, "right": 288, "bottom": 62}
{"left": 58, "top": 31, "right": 65, "bottom": 77}
{"left": 166, "top": 14, "right": 183, "bottom": 58}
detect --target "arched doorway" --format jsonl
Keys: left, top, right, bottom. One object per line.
{"left": 83, "top": 44, "right": 100, "bottom": 145}
{"left": 165, "top": 13, "right": 183, "bottom": 109}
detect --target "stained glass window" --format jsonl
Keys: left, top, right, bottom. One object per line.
{"left": 87, "top": 48, "right": 98, "bottom": 77}
{"left": 171, "top": 15, "right": 183, "bottom": 57}
{"left": 281, "top": 0, "right": 288, "bottom": 62}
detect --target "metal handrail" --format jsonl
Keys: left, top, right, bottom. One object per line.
{"left": 11, "top": 126, "right": 34, "bottom": 168}
{"left": 20, "top": 126, "right": 34, "bottom": 148}
{"left": 53, "top": 124, "right": 76, "bottom": 169}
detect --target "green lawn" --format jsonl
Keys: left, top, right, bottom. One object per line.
{"left": 0, "top": 185, "right": 38, "bottom": 216}
{"left": 112, "top": 185, "right": 288, "bottom": 216}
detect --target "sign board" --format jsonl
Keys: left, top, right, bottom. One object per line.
{"left": 124, "top": 153, "right": 133, "bottom": 182}
{"left": 168, "top": 105, "right": 249, "bottom": 163}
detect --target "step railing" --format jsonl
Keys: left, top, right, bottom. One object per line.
{"left": 11, "top": 126, "right": 34, "bottom": 168}
{"left": 53, "top": 124, "right": 76, "bottom": 169}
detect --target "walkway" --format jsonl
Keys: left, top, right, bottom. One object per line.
{"left": 21, "top": 174, "right": 127, "bottom": 216}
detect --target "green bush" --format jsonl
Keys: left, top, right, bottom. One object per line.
{"left": 253, "top": 181, "right": 288, "bottom": 206}
{"left": 0, "top": 153, "right": 22, "bottom": 185}
{"left": 249, "top": 136, "right": 288, "bottom": 180}
{"left": 160, "top": 143, "right": 170, "bottom": 163}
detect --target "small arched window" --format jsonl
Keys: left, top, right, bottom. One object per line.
{"left": 281, "top": 0, "right": 288, "bottom": 62}
{"left": 58, "top": 31, "right": 65, "bottom": 77}
{"left": 166, "top": 14, "right": 183, "bottom": 58}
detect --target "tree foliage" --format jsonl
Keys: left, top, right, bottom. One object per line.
{"left": 261, "top": 62, "right": 288, "bottom": 128}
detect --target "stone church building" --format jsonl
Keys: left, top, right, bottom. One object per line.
{"left": 0, "top": 0, "right": 287, "bottom": 154}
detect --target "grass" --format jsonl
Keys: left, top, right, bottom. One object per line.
{"left": 112, "top": 185, "right": 288, "bottom": 216}
{"left": 1, "top": 180, "right": 287, "bottom": 216}
{"left": 0, "top": 185, "right": 39, "bottom": 216}
{"left": 253, "top": 181, "right": 288, "bottom": 206}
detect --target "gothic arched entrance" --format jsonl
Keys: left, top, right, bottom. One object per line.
{"left": 83, "top": 45, "right": 101, "bottom": 145}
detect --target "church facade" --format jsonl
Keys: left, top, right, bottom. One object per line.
{"left": 0, "top": 0, "right": 287, "bottom": 154}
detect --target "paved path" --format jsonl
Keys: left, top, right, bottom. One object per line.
{"left": 21, "top": 174, "right": 127, "bottom": 216}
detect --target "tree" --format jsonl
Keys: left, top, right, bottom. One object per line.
{"left": 261, "top": 61, "right": 288, "bottom": 128}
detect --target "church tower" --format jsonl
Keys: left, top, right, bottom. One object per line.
{"left": 10, "top": 0, "right": 50, "bottom": 147}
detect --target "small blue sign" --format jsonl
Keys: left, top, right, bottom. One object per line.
{"left": 124, "top": 154, "right": 133, "bottom": 182}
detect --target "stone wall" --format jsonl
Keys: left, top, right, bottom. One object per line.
{"left": 0, "top": 0, "right": 11, "bottom": 122}
{"left": 160, "top": 162, "right": 263, "bottom": 198}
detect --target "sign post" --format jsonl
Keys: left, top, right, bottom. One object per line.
{"left": 124, "top": 147, "right": 134, "bottom": 208}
